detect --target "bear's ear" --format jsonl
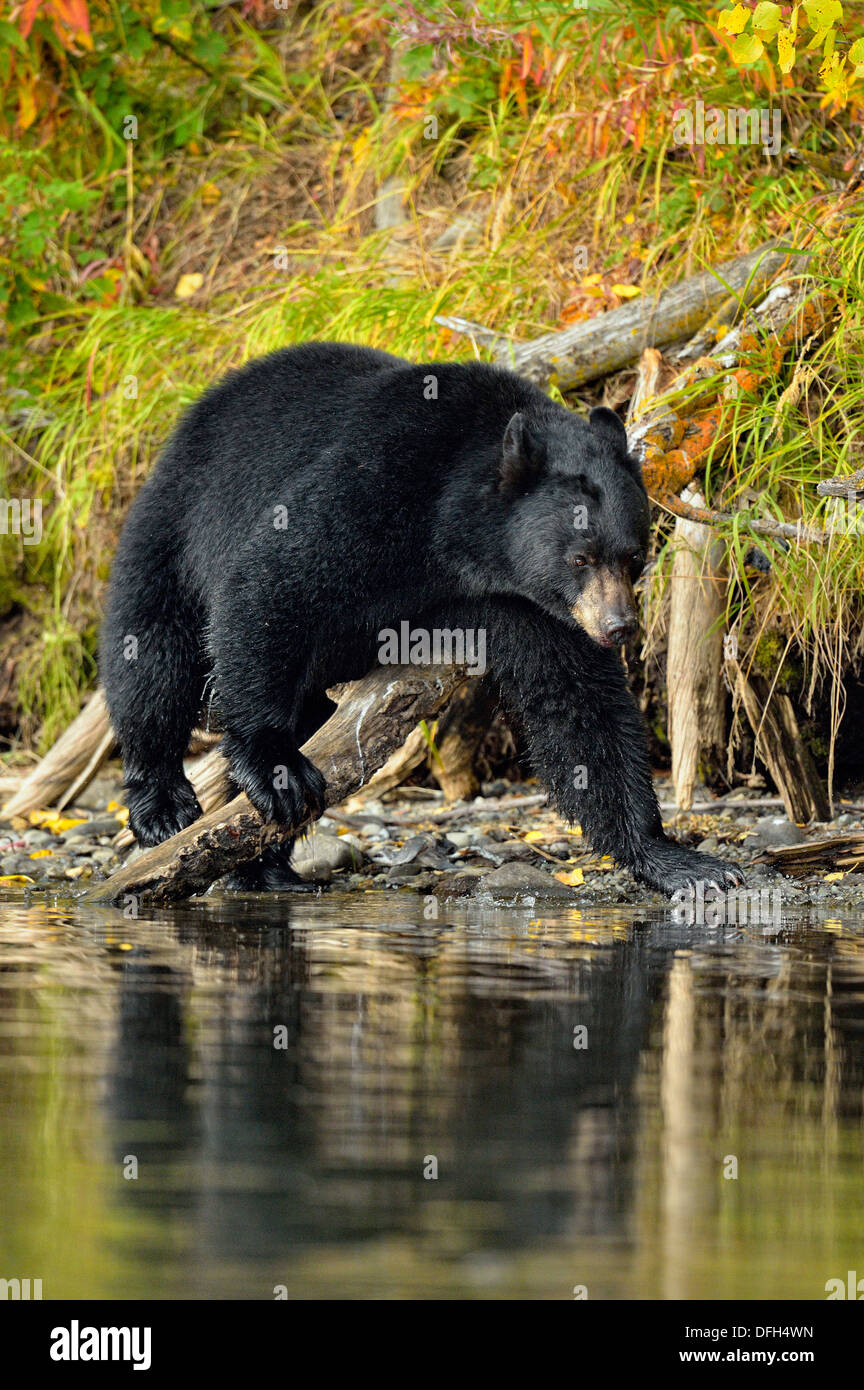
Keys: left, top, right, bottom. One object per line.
{"left": 589, "top": 405, "right": 642, "bottom": 479}
{"left": 500, "top": 412, "right": 547, "bottom": 495}
{"left": 589, "top": 406, "right": 628, "bottom": 447}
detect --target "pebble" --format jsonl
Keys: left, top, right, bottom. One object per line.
{"left": 63, "top": 817, "right": 123, "bottom": 840}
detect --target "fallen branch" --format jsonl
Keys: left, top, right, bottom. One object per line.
{"left": 1, "top": 690, "right": 114, "bottom": 821}
{"left": 85, "top": 662, "right": 467, "bottom": 907}
{"left": 438, "top": 243, "right": 807, "bottom": 390}
{"left": 756, "top": 833, "right": 864, "bottom": 875}
{"left": 656, "top": 492, "right": 830, "bottom": 545}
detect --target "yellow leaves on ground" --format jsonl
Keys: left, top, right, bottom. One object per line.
{"left": 554, "top": 868, "right": 585, "bottom": 887}
{"left": 106, "top": 800, "right": 129, "bottom": 825}
{"left": 199, "top": 182, "right": 222, "bottom": 205}
{"left": 610, "top": 283, "right": 642, "bottom": 299}
{"left": 28, "top": 849, "right": 53, "bottom": 859}
{"left": 175, "top": 273, "right": 204, "bottom": 300}
{"left": 28, "top": 810, "right": 86, "bottom": 834}
{"left": 0, "top": 875, "right": 35, "bottom": 887}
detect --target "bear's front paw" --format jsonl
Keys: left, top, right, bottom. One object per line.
{"left": 634, "top": 840, "right": 745, "bottom": 899}
{"left": 224, "top": 732, "right": 327, "bottom": 829}
{"left": 126, "top": 776, "right": 203, "bottom": 848}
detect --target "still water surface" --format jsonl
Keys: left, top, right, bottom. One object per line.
{"left": 1, "top": 890, "right": 862, "bottom": 1300}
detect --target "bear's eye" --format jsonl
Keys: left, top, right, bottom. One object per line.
{"left": 570, "top": 555, "right": 588, "bottom": 569}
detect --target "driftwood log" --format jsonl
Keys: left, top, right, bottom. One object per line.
{"left": 1, "top": 690, "right": 114, "bottom": 820}
{"left": 756, "top": 833, "right": 864, "bottom": 875}
{"left": 438, "top": 243, "right": 810, "bottom": 390}
{"left": 85, "top": 662, "right": 466, "bottom": 907}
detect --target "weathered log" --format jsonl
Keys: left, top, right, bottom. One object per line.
{"left": 628, "top": 282, "right": 835, "bottom": 502}
{"left": 85, "top": 662, "right": 467, "bottom": 907}
{"left": 438, "top": 243, "right": 806, "bottom": 392}
{"left": 731, "top": 667, "right": 830, "bottom": 825}
{"left": 666, "top": 487, "right": 726, "bottom": 809}
{"left": 817, "top": 465, "right": 864, "bottom": 500}
{"left": 1, "top": 690, "right": 114, "bottom": 820}
{"left": 347, "top": 723, "right": 429, "bottom": 799}
{"left": 756, "top": 832, "right": 864, "bottom": 875}
{"left": 429, "top": 674, "right": 497, "bottom": 802}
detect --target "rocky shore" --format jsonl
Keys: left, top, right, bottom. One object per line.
{"left": 1, "top": 764, "right": 863, "bottom": 910}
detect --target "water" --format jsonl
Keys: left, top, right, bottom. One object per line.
{"left": 1, "top": 889, "right": 863, "bottom": 1301}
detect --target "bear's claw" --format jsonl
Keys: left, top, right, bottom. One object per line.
{"left": 634, "top": 842, "right": 745, "bottom": 899}
{"left": 126, "top": 776, "right": 203, "bottom": 848}
{"left": 223, "top": 732, "right": 327, "bottom": 830}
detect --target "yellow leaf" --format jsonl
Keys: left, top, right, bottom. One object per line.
{"left": 28, "top": 810, "right": 87, "bottom": 833}
{"left": 199, "top": 181, "right": 222, "bottom": 205}
{"left": 731, "top": 33, "right": 766, "bottom": 63}
{"left": 611, "top": 283, "right": 642, "bottom": 298}
{"left": 753, "top": 2, "right": 782, "bottom": 36}
{"left": 175, "top": 273, "right": 204, "bottom": 300}
{"left": 777, "top": 27, "right": 796, "bottom": 72}
{"left": 0, "top": 875, "right": 35, "bottom": 886}
{"left": 29, "top": 850, "right": 53, "bottom": 859}
{"left": 580, "top": 272, "right": 603, "bottom": 286}
{"left": 18, "top": 79, "right": 37, "bottom": 132}
{"left": 824, "top": 871, "right": 845, "bottom": 882}
{"left": 718, "top": 4, "right": 752, "bottom": 35}
{"left": 524, "top": 830, "right": 549, "bottom": 842}
{"left": 555, "top": 868, "right": 585, "bottom": 887}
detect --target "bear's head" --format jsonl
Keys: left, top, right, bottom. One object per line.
{"left": 499, "top": 405, "right": 649, "bottom": 648}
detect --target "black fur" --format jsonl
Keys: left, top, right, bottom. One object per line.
{"left": 100, "top": 342, "right": 742, "bottom": 897}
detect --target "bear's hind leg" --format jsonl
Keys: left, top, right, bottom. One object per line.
{"left": 101, "top": 570, "right": 205, "bottom": 849}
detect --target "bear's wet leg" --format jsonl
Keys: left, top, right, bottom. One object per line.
{"left": 101, "top": 567, "right": 204, "bottom": 849}
{"left": 479, "top": 598, "right": 745, "bottom": 899}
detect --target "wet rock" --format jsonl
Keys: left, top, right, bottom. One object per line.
{"left": 374, "top": 833, "right": 435, "bottom": 866}
{"left": 434, "top": 870, "right": 487, "bottom": 898}
{"left": 294, "top": 831, "right": 365, "bottom": 880}
{"left": 476, "top": 863, "right": 578, "bottom": 903}
{"left": 73, "top": 775, "right": 125, "bottom": 811}
{"left": 23, "top": 830, "right": 54, "bottom": 848}
{"left": 548, "top": 840, "right": 573, "bottom": 857}
{"left": 697, "top": 835, "right": 719, "bottom": 853}
{"left": 384, "top": 863, "right": 424, "bottom": 883}
{"left": 444, "top": 831, "right": 473, "bottom": 849}
{"left": 482, "top": 780, "right": 514, "bottom": 797}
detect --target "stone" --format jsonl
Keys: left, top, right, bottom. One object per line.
{"left": 476, "top": 863, "right": 578, "bottom": 903}
{"left": 743, "top": 817, "right": 807, "bottom": 850}
{"left": 293, "top": 830, "right": 366, "bottom": 881}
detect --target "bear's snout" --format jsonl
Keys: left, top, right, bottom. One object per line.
{"left": 570, "top": 568, "right": 637, "bottom": 648}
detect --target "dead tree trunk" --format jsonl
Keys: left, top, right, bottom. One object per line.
{"left": 732, "top": 667, "right": 830, "bottom": 824}
{"left": 666, "top": 487, "right": 727, "bottom": 809}
{"left": 86, "top": 662, "right": 466, "bottom": 907}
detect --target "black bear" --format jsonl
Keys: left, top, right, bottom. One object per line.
{"left": 101, "top": 341, "right": 743, "bottom": 896}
